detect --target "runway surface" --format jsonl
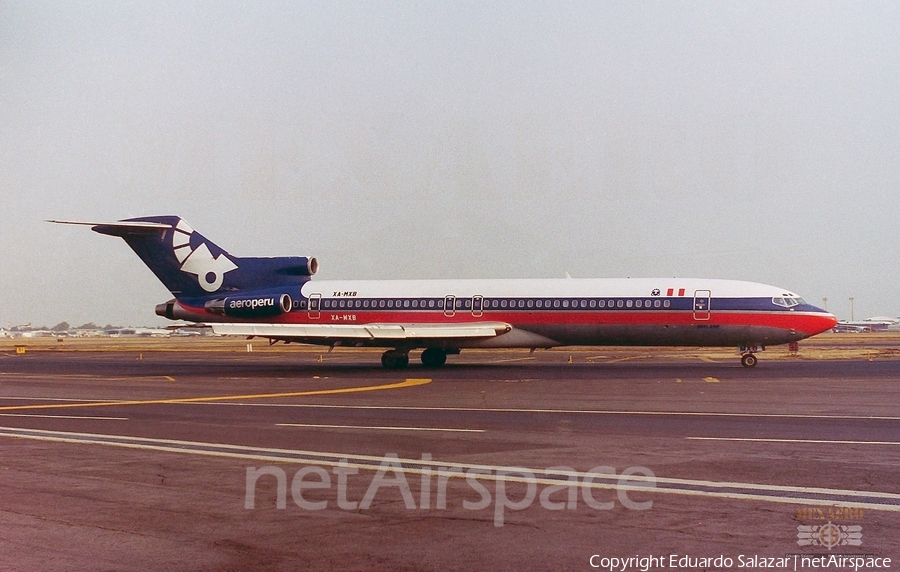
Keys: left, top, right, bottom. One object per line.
{"left": 1, "top": 344, "right": 899, "bottom": 571}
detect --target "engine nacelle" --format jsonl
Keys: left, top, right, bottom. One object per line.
{"left": 302, "top": 257, "right": 318, "bottom": 276}
{"left": 156, "top": 299, "right": 210, "bottom": 321}
{"left": 251, "top": 256, "right": 317, "bottom": 277}
{"left": 205, "top": 293, "right": 293, "bottom": 318}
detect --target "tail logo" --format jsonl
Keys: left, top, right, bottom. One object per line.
{"left": 172, "top": 220, "right": 237, "bottom": 292}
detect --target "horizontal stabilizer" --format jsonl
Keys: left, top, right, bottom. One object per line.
{"left": 47, "top": 219, "right": 173, "bottom": 236}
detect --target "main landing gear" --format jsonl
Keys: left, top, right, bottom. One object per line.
{"left": 380, "top": 348, "right": 451, "bottom": 369}
{"left": 381, "top": 350, "right": 409, "bottom": 369}
{"left": 739, "top": 345, "right": 764, "bottom": 368}
{"left": 420, "top": 347, "right": 447, "bottom": 368}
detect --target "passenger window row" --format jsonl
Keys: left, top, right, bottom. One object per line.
{"left": 318, "top": 298, "right": 673, "bottom": 310}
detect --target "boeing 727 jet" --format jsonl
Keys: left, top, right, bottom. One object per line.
{"left": 51, "top": 216, "right": 837, "bottom": 368}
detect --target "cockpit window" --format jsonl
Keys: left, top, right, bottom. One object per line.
{"left": 773, "top": 296, "right": 805, "bottom": 308}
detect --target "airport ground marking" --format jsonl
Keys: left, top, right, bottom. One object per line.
{"left": 0, "top": 396, "right": 121, "bottom": 402}
{"left": 0, "top": 378, "right": 432, "bottom": 413}
{"left": 0, "top": 372, "right": 101, "bottom": 379}
{"left": 277, "top": 423, "right": 484, "bottom": 433}
{"left": 0, "top": 426, "right": 890, "bottom": 502}
{"left": 0, "top": 372, "right": 179, "bottom": 383}
{"left": 0, "top": 426, "right": 898, "bottom": 512}
{"left": 487, "top": 357, "right": 536, "bottom": 364}
{"left": 689, "top": 436, "right": 900, "bottom": 446}
{"left": 598, "top": 356, "right": 637, "bottom": 363}
{"left": 198, "top": 402, "right": 900, "bottom": 421}
{"left": 0, "top": 414, "right": 127, "bottom": 420}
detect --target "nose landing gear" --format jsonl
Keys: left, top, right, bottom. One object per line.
{"left": 739, "top": 344, "right": 764, "bottom": 368}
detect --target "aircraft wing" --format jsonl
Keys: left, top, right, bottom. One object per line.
{"left": 210, "top": 322, "right": 512, "bottom": 344}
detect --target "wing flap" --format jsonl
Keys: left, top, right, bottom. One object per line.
{"left": 210, "top": 322, "right": 511, "bottom": 341}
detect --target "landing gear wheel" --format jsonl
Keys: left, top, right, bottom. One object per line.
{"left": 420, "top": 348, "right": 448, "bottom": 368}
{"left": 381, "top": 350, "right": 409, "bottom": 369}
{"left": 741, "top": 353, "right": 758, "bottom": 368}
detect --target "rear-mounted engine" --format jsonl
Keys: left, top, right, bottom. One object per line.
{"left": 204, "top": 293, "right": 293, "bottom": 318}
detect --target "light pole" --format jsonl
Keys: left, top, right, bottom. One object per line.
{"left": 849, "top": 297, "right": 855, "bottom": 321}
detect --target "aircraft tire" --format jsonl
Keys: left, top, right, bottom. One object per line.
{"left": 740, "top": 354, "right": 758, "bottom": 368}
{"left": 420, "top": 348, "right": 447, "bottom": 368}
{"left": 381, "top": 350, "right": 409, "bottom": 369}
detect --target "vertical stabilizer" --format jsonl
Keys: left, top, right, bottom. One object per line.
{"left": 54, "top": 216, "right": 317, "bottom": 300}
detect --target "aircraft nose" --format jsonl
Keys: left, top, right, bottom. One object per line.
{"left": 811, "top": 307, "right": 838, "bottom": 333}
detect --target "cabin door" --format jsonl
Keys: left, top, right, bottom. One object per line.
{"left": 472, "top": 295, "right": 484, "bottom": 317}
{"left": 308, "top": 293, "right": 322, "bottom": 320}
{"left": 693, "top": 290, "right": 711, "bottom": 321}
{"left": 443, "top": 295, "right": 456, "bottom": 317}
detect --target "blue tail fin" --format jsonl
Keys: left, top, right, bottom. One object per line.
{"left": 91, "top": 216, "right": 317, "bottom": 300}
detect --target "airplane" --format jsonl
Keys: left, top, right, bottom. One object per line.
{"left": 832, "top": 317, "right": 898, "bottom": 333}
{"left": 49, "top": 216, "right": 838, "bottom": 368}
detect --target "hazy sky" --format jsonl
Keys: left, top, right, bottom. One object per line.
{"left": 2, "top": 1, "right": 899, "bottom": 326}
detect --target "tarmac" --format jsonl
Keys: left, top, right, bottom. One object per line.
{"left": 1, "top": 335, "right": 899, "bottom": 571}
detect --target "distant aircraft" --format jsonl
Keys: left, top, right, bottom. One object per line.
{"left": 832, "top": 317, "right": 898, "bottom": 333}
{"left": 50, "top": 216, "right": 837, "bottom": 368}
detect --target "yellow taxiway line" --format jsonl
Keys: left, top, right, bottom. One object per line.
{"left": 0, "top": 378, "right": 432, "bottom": 413}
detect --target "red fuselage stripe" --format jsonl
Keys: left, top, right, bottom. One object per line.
{"left": 182, "top": 305, "right": 836, "bottom": 337}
